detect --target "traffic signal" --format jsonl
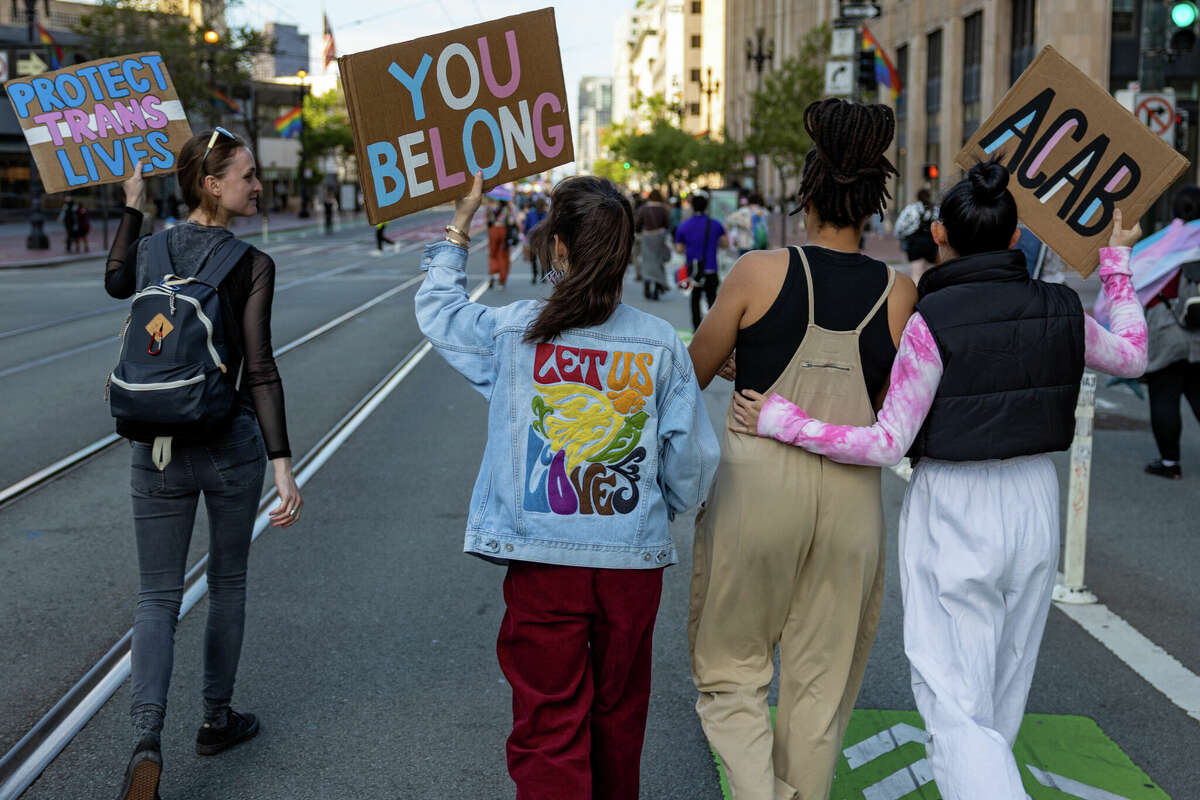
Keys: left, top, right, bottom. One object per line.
{"left": 1170, "top": 2, "right": 1198, "bottom": 52}
{"left": 622, "top": 162, "right": 631, "bottom": 170}
{"left": 923, "top": 163, "right": 939, "bottom": 181}
{"left": 858, "top": 49, "right": 877, "bottom": 91}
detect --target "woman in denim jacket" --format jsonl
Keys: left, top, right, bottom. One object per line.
{"left": 417, "top": 173, "right": 720, "bottom": 799}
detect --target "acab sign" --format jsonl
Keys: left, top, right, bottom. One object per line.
{"left": 340, "top": 8, "right": 573, "bottom": 222}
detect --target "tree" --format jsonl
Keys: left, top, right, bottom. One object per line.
{"left": 75, "top": 1, "right": 270, "bottom": 128}
{"left": 746, "top": 23, "right": 830, "bottom": 242}
{"left": 303, "top": 87, "right": 354, "bottom": 187}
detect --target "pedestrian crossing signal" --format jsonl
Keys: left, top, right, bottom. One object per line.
{"left": 858, "top": 49, "right": 877, "bottom": 91}
{"left": 923, "top": 163, "right": 939, "bottom": 181}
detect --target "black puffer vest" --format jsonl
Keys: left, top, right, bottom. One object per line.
{"left": 909, "top": 249, "right": 1085, "bottom": 463}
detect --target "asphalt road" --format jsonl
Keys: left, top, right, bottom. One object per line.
{"left": 2, "top": 235, "right": 1198, "bottom": 799}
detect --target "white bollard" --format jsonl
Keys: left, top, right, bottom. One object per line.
{"left": 1054, "top": 372, "right": 1099, "bottom": 605}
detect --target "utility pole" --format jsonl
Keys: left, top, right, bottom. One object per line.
{"left": 22, "top": 0, "right": 49, "bottom": 249}
{"left": 297, "top": 70, "right": 310, "bottom": 218}
{"left": 695, "top": 66, "right": 720, "bottom": 136}
{"left": 745, "top": 27, "right": 774, "bottom": 190}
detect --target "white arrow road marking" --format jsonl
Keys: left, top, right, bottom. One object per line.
{"left": 842, "top": 722, "right": 929, "bottom": 769}
{"left": 1026, "top": 765, "right": 1132, "bottom": 800}
{"left": 862, "top": 757, "right": 935, "bottom": 800}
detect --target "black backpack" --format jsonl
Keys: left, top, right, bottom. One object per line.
{"left": 107, "top": 233, "right": 249, "bottom": 464}
{"left": 1166, "top": 261, "right": 1200, "bottom": 330}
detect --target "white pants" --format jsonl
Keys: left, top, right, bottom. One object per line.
{"left": 900, "top": 454, "right": 1060, "bottom": 800}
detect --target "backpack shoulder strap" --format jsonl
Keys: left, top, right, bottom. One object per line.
{"left": 139, "top": 230, "right": 174, "bottom": 290}
{"left": 196, "top": 238, "right": 251, "bottom": 288}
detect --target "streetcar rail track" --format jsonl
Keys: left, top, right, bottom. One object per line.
{"left": 0, "top": 266, "right": 430, "bottom": 511}
{"left": 0, "top": 278, "right": 490, "bottom": 800}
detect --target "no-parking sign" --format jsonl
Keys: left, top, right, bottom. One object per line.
{"left": 1135, "top": 90, "right": 1176, "bottom": 145}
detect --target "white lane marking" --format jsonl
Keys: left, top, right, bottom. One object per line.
{"left": 887, "top": 458, "right": 1200, "bottom": 725}
{"left": 1054, "top": 601, "right": 1200, "bottom": 723}
{"left": 842, "top": 723, "right": 928, "bottom": 769}
{"left": 862, "top": 757, "right": 935, "bottom": 800}
{"left": 1027, "top": 765, "right": 1131, "bottom": 800}
{"left": 274, "top": 275, "right": 422, "bottom": 357}
{"left": 0, "top": 279, "right": 490, "bottom": 800}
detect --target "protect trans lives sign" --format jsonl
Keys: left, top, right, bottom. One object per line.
{"left": 956, "top": 46, "right": 1190, "bottom": 278}
{"left": 339, "top": 8, "right": 574, "bottom": 224}
{"left": 4, "top": 51, "right": 193, "bottom": 193}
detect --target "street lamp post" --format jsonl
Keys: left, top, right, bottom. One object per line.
{"left": 23, "top": 0, "right": 49, "bottom": 250}
{"left": 745, "top": 27, "right": 774, "bottom": 191}
{"left": 695, "top": 66, "right": 720, "bottom": 136}
{"left": 297, "top": 70, "right": 310, "bottom": 218}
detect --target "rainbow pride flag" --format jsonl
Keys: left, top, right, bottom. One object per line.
{"left": 211, "top": 88, "right": 241, "bottom": 114}
{"left": 274, "top": 106, "right": 302, "bottom": 139}
{"left": 37, "top": 24, "right": 63, "bottom": 70}
{"left": 862, "top": 26, "right": 902, "bottom": 101}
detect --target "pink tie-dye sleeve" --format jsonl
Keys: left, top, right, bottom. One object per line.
{"left": 1085, "top": 246, "right": 1147, "bottom": 378}
{"left": 756, "top": 313, "right": 944, "bottom": 466}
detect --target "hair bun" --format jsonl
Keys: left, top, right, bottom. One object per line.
{"left": 968, "top": 161, "right": 1010, "bottom": 203}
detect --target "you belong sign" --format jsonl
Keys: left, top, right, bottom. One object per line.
{"left": 340, "top": 8, "right": 573, "bottom": 223}
{"left": 5, "top": 52, "right": 192, "bottom": 194}
{"left": 957, "top": 46, "right": 1189, "bottom": 277}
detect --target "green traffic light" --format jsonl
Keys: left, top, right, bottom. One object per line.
{"left": 623, "top": 162, "right": 631, "bottom": 169}
{"left": 1172, "top": 1, "right": 1198, "bottom": 27}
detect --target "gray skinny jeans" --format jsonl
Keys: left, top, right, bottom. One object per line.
{"left": 129, "top": 410, "right": 266, "bottom": 718}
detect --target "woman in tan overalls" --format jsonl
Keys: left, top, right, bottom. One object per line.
{"left": 687, "top": 99, "right": 918, "bottom": 800}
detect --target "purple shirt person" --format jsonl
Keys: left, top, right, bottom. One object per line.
{"left": 675, "top": 194, "right": 728, "bottom": 274}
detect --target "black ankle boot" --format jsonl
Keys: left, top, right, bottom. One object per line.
{"left": 1145, "top": 460, "right": 1182, "bottom": 479}
{"left": 117, "top": 734, "right": 161, "bottom": 800}
{"left": 195, "top": 709, "right": 260, "bottom": 756}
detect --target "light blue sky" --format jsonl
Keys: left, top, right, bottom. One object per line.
{"left": 229, "top": 0, "right": 627, "bottom": 102}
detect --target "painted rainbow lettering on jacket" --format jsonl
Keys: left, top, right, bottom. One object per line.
{"left": 756, "top": 246, "right": 1146, "bottom": 466}
{"left": 1086, "top": 246, "right": 1148, "bottom": 378}
{"left": 524, "top": 343, "right": 654, "bottom": 516}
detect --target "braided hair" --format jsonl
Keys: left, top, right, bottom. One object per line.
{"left": 792, "top": 98, "right": 897, "bottom": 229}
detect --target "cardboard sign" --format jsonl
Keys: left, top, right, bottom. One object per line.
{"left": 956, "top": 46, "right": 1190, "bottom": 277}
{"left": 4, "top": 52, "right": 192, "bottom": 194}
{"left": 339, "top": 8, "right": 574, "bottom": 223}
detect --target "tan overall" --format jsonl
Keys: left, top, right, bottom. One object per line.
{"left": 689, "top": 247, "right": 894, "bottom": 800}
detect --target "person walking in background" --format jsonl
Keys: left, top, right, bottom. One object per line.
{"left": 725, "top": 192, "right": 770, "bottom": 256}
{"left": 895, "top": 188, "right": 938, "bottom": 283}
{"left": 1142, "top": 186, "right": 1200, "bottom": 479}
{"left": 375, "top": 221, "right": 394, "bottom": 251}
{"left": 75, "top": 203, "right": 92, "bottom": 253}
{"left": 323, "top": 186, "right": 335, "bottom": 234}
{"left": 416, "top": 173, "right": 719, "bottom": 800}
{"left": 675, "top": 194, "right": 729, "bottom": 330}
{"left": 487, "top": 198, "right": 514, "bottom": 290}
{"left": 106, "top": 133, "right": 303, "bottom": 800}
{"left": 62, "top": 198, "right": 77, "bottom": 253}
{"left": 523, "top": 195, "right": 548, "bottom": 283}
{"left": 636, "top": 189, "right": 672, "bottom": 300}
{"left": 730, "top": 162, "right": 1146, "bottom": 800}
{"left": 685, "top": 98, "right": 915, "bottom": 800}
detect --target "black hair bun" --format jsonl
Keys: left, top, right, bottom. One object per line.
{"left": 968, "top": 160, "right": 1010, "bottom": 203}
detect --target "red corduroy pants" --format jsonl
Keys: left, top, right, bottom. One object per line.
{"left": 497, "top": 561, "right": 664, "bottom": 800}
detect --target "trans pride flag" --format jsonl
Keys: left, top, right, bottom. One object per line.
{"left": 275, "top": 106, "right": 302, "bottom": 139}
{"left": 862, "top": 26, "right": 902, "bottom": 101}
{"left": 1093, "top": 218, "right": 1200, "bottom": 325}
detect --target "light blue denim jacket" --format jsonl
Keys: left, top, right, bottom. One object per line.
{"left": 416, "top": 240, "right": 720, "bottom": 569}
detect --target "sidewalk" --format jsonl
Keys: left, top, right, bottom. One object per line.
{"left": 0, "top": 209, "right": 364, "bottom": 270}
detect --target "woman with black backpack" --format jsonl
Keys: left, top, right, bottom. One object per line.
{"left": 106, "top": 130, "right": 303, "bottom": 800}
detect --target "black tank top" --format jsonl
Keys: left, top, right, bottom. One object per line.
{"left": 735, "top": 246, "right": 897, "bottom": 398}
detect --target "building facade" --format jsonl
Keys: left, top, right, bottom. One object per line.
{"left": 577, "top": 76, "right": 613, "bottom": 175}
{"left": 253, "top": 22, "right": 310, "bottom": 81}
{"left": 611, "top": 0, "right": 725, "bottom": 138}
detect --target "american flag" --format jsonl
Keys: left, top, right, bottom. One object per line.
{"left": 323, "top": 14, "right": 337, "bottom": 71}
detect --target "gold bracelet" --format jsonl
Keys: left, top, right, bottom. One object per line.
{"left": 445, "top": 224, "right": 471, "bottom": 242}
{"left": 444, "top": 232, "right": 469, "bottom": 248}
